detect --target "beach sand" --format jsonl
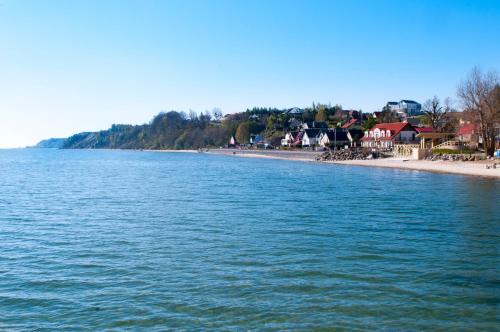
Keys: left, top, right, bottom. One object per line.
{"left": 206, "top": 149, "right": 500, "bottom": 178}
{"left": 331, "top": 158, "right": 500, "bottom": 178}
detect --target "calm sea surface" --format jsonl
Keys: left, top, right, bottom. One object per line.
{"left": 0, "top": 149, "right": 498, "bottom": 331}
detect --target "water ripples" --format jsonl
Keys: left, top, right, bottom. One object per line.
{"left": 0, "top": 149, "right": 499, "bottom": 330}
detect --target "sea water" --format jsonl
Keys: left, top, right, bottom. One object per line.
{"left": 0, "top": 149, "right": 498, "bottom": 330}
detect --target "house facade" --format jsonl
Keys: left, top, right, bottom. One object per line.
{"left": 398, "top": 100, "right": 422, "bottom": 116}
{"left": 281, "top": 132, "right": 298, "bottom": 147}
{"left": 457, "top": 124, "right": 480, "bottom": 148}
{"left": 361, "top": 122, "right": 418, "bottom": 149}
{"left": 385, "top": 100, "right": 422, "bottom": 117}
{"left": 318, "top": 130, "right": 349, "bottom": 148}
{"left": 302, "top": 129, "right": 324, "bottom": 147}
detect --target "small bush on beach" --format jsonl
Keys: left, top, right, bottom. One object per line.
{"left": 432, "top": 148, "right": 476, "bottom": 155}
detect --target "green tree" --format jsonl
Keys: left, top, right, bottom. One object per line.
{"left": 235, "top": 122, "right": 250, "bottom": 144}
{"left": 362, "top": 116, "right": 377, "bottom": 131}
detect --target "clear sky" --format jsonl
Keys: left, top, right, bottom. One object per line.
{"left": 1, "top": 0, "right": 499, "bottom": 148}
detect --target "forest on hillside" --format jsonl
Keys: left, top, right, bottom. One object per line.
{"left": 61, "top": 104, "right": 351, "bottom": 149}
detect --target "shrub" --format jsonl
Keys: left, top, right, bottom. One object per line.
{"left": 432, "top": 148, "right": 476, "bottom": 155}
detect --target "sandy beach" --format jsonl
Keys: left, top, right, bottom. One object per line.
{"left": 331, "top": 158, "right": 500, "bottom": 178}
{"left": 206, "top": 149, "right": 500, "bottom": 179}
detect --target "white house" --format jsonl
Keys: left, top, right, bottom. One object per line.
{"left": 361, "top": 122, "right": 418, "bottom": 149}
{"left": 398, "top": 100, "right": 422, "bottom": 115}
{"left": 302, "top": 129, "right": 324, "bottom": 147}
{"left": 281, "top": 132, "right": 297, "bottom": 147}
{"left": 250, "top": 134, "right": 264, "bottom": 145}
{"left": 318, "top": 130, "right": 350, "bottom": 148}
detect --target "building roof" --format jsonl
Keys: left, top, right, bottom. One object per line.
{"left": 387, "top": 101, "right": 398, "bottom": 105}
{"left": 304, "top": 128, "right": 324, "bottom": 138}
{"left": 457, "top": 123, "right": 477, "bottom": 135}
{"left": 400, "top": 100, "right": 420, "bottom": 104}
{"left": 361, "top": 122, "right": 416, "bottom": 141}
{"left": 347, "top": 129, "right": 364, "bottom": 140}
{"left": 324, "top": 130, "right": 349, "bottom": 141}
{"left": 414, "top": 127, "right": 435, "bottom": 133}
{"left": 341, "top": 118, "right": 358, "bottom": 129}
{"left": 286, "top": 107, "right": 304, "bottom": 114}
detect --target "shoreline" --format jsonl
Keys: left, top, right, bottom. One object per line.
{"left": 26, "top": 148, "right": 499, "bottom": 179}
{"left": 205, "top": 148, "right": 500, "bottom": 179}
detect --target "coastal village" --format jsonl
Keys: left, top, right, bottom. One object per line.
{"left": 225, "top": 98, "right": 500, "bottom": 164}
{"left": 52, "top": 68, "right": 500, "bottom": 177}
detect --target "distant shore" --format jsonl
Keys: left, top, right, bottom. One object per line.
{"left": 205, "top": 148, "right": 500, "bottom": 179}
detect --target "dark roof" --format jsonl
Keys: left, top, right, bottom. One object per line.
{"left": 304, "top": 128, "right": 324, "bottom": 138}
{"left": 400, "top": 100, "right": 420, "bottom": 104}
{"left": 305, "top": 121, "right": 328, "bottom": 129}
{"left": 286, "top": 107, "right": 304, "bottom": 114}
{"left": 325, "top": 130, "right": 348, "bottom": 141}
{"left": 347, "top": 129, "right": 364, "bottom": 139}
{"left": 387, "top": 101, "right": 398, "bottom": 105}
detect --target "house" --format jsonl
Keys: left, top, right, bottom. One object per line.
{"left": 398, "top": 100, "right": 422, "bottom": 116}
{"left": 281, "top": 131, "right": 298, "bottom": 147}
{"left": 361, "top": 122, "right": 418, "bottom": 149}
{"left": 302, "top": 129, "right": 324, "bottom": 147}
{"left": 347, "top": 129, "right": 364, "bottom": 147}
{"left": 457, "top": 124, "right": 480, "bottom": 148}
{"left": 250, "top": 134, "right": 264, "bottom": 145}
{"left": 228, "top": 136, "right": 239, "bottom": 148}
{"left": 318, "top": 130, "right": 350, "bottom": 148}
{"left": 386, "top": 101, "right": 399, "bottom": 112}
{"left": 385, "top": 100, "right": 422, "bottom": 118}
{"left": 286, "top": 107, "right": 304, "bottom": 116}
{"left": 291, "top": 131, "right": 304, "bottom": 147}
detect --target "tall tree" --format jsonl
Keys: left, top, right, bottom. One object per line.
{"left": 457, "top": 67, "right": 500, "bottom": 156}
{"left": 235, "top": 122, "right": 250, "bottom": 144}
{"left": 422, "top": 96, "right": 451, "bottom": 131}
{"left": 315, "top": 105, "right": 327, "bottom": 122}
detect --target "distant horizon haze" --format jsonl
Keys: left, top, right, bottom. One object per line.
{"left": 1, "top": 0, "right": 499, "bottom": 148}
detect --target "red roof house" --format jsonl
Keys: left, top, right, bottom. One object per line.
{"left": 361, "top": 122, "right": 418, "bottom": 149}
{"left": 457, "top": 124, "right": 480, "bottom": 146}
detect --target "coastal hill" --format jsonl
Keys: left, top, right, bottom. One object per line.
{"left": 41, "top": 105, "right": 350, "bottom": 150}
{"left": 31, "top": 138, "right": 66, "bottom": 149}
{"left": 61, "top": 110, "right": 245, "bottom": 150}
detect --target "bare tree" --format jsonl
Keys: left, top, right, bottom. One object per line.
{"left": 457, "top": 67, "right": 500, "bottom": 156}
{"left": 188, "top": 110, "right": 198, "bottom": 122}
{"left": 422, "top": 96, "right": 451, "bottom": 131}
{"left": 211, "top": 108, "right": 223, "bottom": 121}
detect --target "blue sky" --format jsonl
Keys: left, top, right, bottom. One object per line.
{"left": 0, "top": 0, "right": 499, "bottom": 147}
